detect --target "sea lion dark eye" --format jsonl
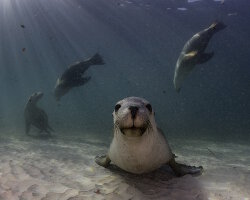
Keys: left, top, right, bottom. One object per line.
{"left": 115, "top": 104, "right": 121, "bottom": 112}
{"left": 146, "top": 104, "right": 152, "bottom": 112}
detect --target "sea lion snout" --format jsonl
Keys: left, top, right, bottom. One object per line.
{"left": 113, "top": 97, "right": 153, "bottom": 137}
{"left": 129, "top": 106, "right": 139, "bottom": 119}
{"left": 28, "top": 92, "right": 44, "bottom": 104}
{"left": 116, "top": 106, "right": 147, "bottom": 129}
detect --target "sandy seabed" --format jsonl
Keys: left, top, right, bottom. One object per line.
{"left": 0, "top": 132, "right": 249, "bottom": 200}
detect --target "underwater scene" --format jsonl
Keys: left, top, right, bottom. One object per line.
{"left": 0, "top": 0, "right": 250, "bottom": 199}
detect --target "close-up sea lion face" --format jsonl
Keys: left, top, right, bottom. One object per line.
{"left": 113, "top": 97, "right": 154, "bottom": 137}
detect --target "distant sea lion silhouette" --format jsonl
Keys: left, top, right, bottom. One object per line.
{"left": 24, "top": 92, "right": 54, "bottom": 135}
{"left": 54, "top": 53, "right": 105, "bottom": 101}
{"left": 95, "top": 97, "right": 203, "bottom": 176}
{"left": 173, "top": 21, "right": 226, "bottom": 92}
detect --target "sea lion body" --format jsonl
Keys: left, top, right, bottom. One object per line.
{"left": 54, "top": 53, "right": 104, "bottom": 101}
{"left": 174, "top": 22, "right": 226, "bottom": 92}
{"left": 108, "top": 97, "right": 173, "bottom": 174}
{"left": 96, "top": 97, "right": 203, "bottom": 176}
{"left": 24, "top": 92, "right": 53, "bottom": 135}
{"left": 108, "top": 128, "right": 172, "bottom": 174}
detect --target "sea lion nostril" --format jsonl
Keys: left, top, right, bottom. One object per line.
{"left": 129, "top": 106, "right": 138, "bottom": 119}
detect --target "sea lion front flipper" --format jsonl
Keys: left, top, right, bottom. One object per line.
{"left": 69, "top": 76, "right": 91, "bottom": 87}
{"left": 95, "top": 155, "right": 111, "bottom": 168}
{"left": 48, "top": 125, "right": 54, "bottom": 132}
{"left": 45, "top": 130, "right": 52, "bottom": 137}
{"left": 79, "top": 76, "right": 91, "bottom": 85}
{"left": 169, "top": 158, "right": 203, "bottom": 177}
{"left": 25, "top": 121, "right": 31, "bottom": 135}
{"left": 88, "top": 53, "right": 105, "bottom": 65}
{"left": 197, "top": 52, "right": 214, "bottom": 64}
{"left": 184, "top": 51, "right": 198, "bottom": 60}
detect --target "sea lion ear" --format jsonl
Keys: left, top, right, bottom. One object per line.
{"left": 184, "top": 51, "right": 198, "bottom": 60}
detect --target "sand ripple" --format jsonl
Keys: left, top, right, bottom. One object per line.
{"left": 0, "top": 136, "right": 249, "bottom": 199}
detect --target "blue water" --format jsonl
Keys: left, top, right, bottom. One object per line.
{"left": 0, "top": 0, "right": 249, "bottom": 142}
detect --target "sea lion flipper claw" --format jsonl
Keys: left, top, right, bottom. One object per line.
{"left": 169, "top": 158, "right": 203, "bottom": 177}
{"left": 177, "top": 164, "right": 203, "bottom": 175}
{"left": 95, "top": 155, "right": 111, "bottom": 168}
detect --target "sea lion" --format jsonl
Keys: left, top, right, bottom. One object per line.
{"left": 24, "top": 92, "right": 54, "bottom": 135}
{"left": 54, "top": 53, "right": 105, "bottom": 101}
{"left": 173, "top": 21, "right": 226, "bottom": 92}
{"left": 95, "top": 97, "right": 203, "bottom": 176}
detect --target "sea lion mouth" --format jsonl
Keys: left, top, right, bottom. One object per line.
{"left": 120, "top": 126, "right": 147, "bottom": 137}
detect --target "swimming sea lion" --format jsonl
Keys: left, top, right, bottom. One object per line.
{"left": 95, "top": 97, "right": 203, "bottom": 176}
{"left": 173, "top": 21, "right": 226, "bottom": 92}
{"left": 24, "top": 92, "right": 54, "bottom": 135}
{"left": 54, "top": 53, "right": 105, "bottom": 101}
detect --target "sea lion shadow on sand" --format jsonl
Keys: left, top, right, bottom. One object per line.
{"left": 25, "top": 132, "right": 56, "bottom": 140}
{"left": 102, "top": 164, "right": 207, "bottom": 199}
